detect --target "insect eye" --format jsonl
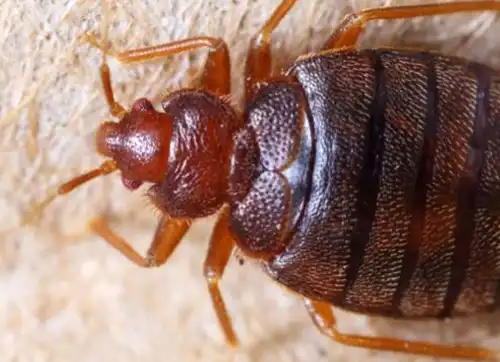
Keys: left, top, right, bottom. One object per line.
{"left": 131, "top": 98, "right": 155, "bottom": 112}
{"left": 121, "top": 175, "right": 143, "bottom": 190}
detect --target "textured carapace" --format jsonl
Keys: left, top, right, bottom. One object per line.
{"left": 229, "top": 81, "right": 312, "bottom": 258}
{"left": 265, "top": 48, "right": 500, "bottom": 320}
{"left": 96, "top": 90, "right": 242, "bottom": 218}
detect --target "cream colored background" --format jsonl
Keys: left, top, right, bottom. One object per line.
{"left": 2, "top": 0, "right": 500, "bottom": 361}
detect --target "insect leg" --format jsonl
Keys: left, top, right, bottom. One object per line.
{"left": 203, "top": 206, "right": 238, "bottom": 346}
{"left": 78, "top": 0, "right": 125, "bottom": 118}
{"left": 98, "top": 61, "right": 125, "bottom": 118}
{"left": 80, "top": 33, "right": 230, "bottom": 97}
{"left": 245, "top": 0, "right": 297, "bottom": 101}
{"left": 303, "top": 299, "right": 494, "bottom": 360}
{"left": 323, "top": 1, "right": 500, "bottom": 50}
{"left": 22, "top": 160, "right": 119, "bottom": 225}
{"left": 89, "top": 216, "right": 191, "bottom": 267}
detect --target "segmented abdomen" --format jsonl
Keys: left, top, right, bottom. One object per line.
{"left": 269, "top": 48, "right": 500, "bottom": 318}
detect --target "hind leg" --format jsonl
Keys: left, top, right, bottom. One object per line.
{"left": 322, "top": 1, "right": 500, "bottom": 50}
{"left": 303, "top": 298, "right": 494, "bottom": 360}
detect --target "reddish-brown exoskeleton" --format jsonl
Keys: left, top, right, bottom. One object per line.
{"left": 44, "top": 0, "right": 500, "bottom": 360}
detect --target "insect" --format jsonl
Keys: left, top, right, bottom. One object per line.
{"left": 41, "top": 0, "right": 500, "bottom": 360}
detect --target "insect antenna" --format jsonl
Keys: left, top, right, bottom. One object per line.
{"left": 57, "top": 159, "right": 118, "bottom": 195}
{"left": 22, "top": 160, "right": 118, "bottom": 225}
{"left": 100, "top": 0, "right": 111, "bottom": 67}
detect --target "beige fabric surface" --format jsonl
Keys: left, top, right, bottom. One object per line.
{"left": 2, "top": 0, "right": 500, "bottom": 361}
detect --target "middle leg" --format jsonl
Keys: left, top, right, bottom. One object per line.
{"left": 244, "top": 0, "right": 297, "bottom": 102}
{"left": 81, "top": 34, "right": 232, "bottom": 106}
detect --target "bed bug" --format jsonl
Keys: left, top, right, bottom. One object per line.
{"left": 41, "top": 0, "right": 500, "bottom": 360}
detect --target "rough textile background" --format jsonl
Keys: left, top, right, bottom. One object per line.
{"left": 2, "top": 0, "right": 500, "bottom": 361}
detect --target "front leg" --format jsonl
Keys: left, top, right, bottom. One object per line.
{"left": 77, "top": 0, "right": 231, "bottom": 119}
{"left": 80, "top": 32, "right": 231, "bottom": 104}
{"left": 94, "top": 207, "right": 239, "bottom": 346}
{"left": 90, "top": 215, "right": 191, "bottom": 267}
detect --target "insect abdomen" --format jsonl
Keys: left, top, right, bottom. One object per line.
{"left": 268, "top": 48, "right": 500, "bottom": 319}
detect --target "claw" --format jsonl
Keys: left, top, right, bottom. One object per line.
{"left": 77, "top": 32, "right": 116, "bottom": 57}
{"left": 22, "top": 190, "right": 58, "bottom": 226}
